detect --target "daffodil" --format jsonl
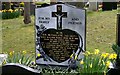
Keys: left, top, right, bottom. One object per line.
{"left": 20, "top": 2, "right": 24, "bottom": 5}
{"left": 109, "top": 53, "right": 117, "bottom": 60}
{"left": 22, "top": 50, "right": 27, "bottom": 54}
{"left": 2, "top": 60, "right": 7, "bottom": 64}
{"left": 37, "top": 53, "right": 41, "bottom": 57}
{"left": 8, "top": 9, "right": 13, "bottom": 13}
{"left": 9, "top": 51, "right": 14, "bottom": 56}
{"left": 2, "top": 10, "right": 6, "bottom": 13}
{"left": 85, "top": 51, "right": 91, "bottom": 56}
{"left": 20, "top": 9, "right": 23, "bottom": 11}
{"left": 94, "top": 49, "right": 99, "bottom": 54}
{"left": 106, "top": 61, "right": 110, "bottom": 68}
{"left": 10, "top": 3, "right": 13, "bottom": 5}
{"left": 80, "top": 59, "right": 84, "bottom": 64}
{"left": 101, "top": 53, "right": 109, "bottom": 58}
{"left": 15, "top": 9, "right": 18, "bottom": 12}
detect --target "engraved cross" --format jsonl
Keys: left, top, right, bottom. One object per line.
{"left": 52, "top": 5, "right": 67, "bottom": 30}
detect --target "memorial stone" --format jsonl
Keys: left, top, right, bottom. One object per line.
{"left": 89, "top": 0, "right": 98, "bottom": 11}
{"left": 35, "top": 3, "right": 86, "bottom": 67}
{"left": 102, "top": 2, "right": 113, "bottom": 11}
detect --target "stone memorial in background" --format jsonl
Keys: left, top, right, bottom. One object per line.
{"left": 102, "top": 2, "right": 113, "bottom": 11}
{"left": 102, "top": 0, "right": 117, "bottom": 11}
{"left": 117, "top": 14, "right": 120, "bottom": 46}
{"left": 35, "top": 3, "right": 86, "bottom": 67}
{"left": 107, "top": 13, "right": 120, "bottom": 75}
{"left": 89, "top": 1, "right": 98, "bottom": 11}
{"left": 112, "top": 2, "right": 117, "bottom": 10}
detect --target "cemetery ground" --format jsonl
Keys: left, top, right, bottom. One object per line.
{"left": 2, "top": 10, "right": 117, "bottom": 54}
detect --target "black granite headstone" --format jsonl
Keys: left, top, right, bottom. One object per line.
{"left": 35, "top": 3, "right": 86, "bottom": 67}
{"left": 112, "top": 2, "right": 117, "bottom": 10}
{"left": 117, "top": 14, "right": 120, "bottom": 46}
{"left": 107, "top": 68, "right": 120, "bottom": 75}
{"left": 0, "top": 63, "right": 41, "bottom": 75}
{"left": 108, "top": 13, "right": 120, "bottom": 75}
{"left": 102, "top": 2, "right": 113, "bottom": 11}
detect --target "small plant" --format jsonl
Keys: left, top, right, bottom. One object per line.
{"left": 77, "top": 49, "right": 117, "bottom": 75}
{"left": 4, "top": 50, "right": 34, "bottom": 67}
{"left": 0, "top": 9, "right": 21, "bottom": 19}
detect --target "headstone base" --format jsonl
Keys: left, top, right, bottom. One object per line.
{"left": 0, "top": 63, "right": 41, "bottom": 75}
{"left": 107, "top": 68, "right": 120, "bottom": 75}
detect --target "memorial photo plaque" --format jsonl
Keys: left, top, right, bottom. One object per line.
{"left": 35, "top": 3, "right": 86, "bottom": 66}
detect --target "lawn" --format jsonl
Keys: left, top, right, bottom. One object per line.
{"left": 86, "top": 10, "right": 117, "bottom": 53}
{"left": 1, "top": 10, "right": 118, "bottom": 54}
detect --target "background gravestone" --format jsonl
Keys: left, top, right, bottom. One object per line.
{"left": 117, "top": 14, "right": 120, "bottom": 46}
{"left": 112, "top": 2, "right": 117, "bottom": 10}
{"left": 35, "top": 3, "right": 86, "bottom": 67}
{"left": 89, "top": 1, "right": 98, "bottom": 11}
{"left": 107, "top": 13, "right": 120, "bottom": 75}
{"left": 102, "top": 2, "right": 113, "bottom": 11}
{"left": 66, "top": 2, "right": 85, "bottom": 8}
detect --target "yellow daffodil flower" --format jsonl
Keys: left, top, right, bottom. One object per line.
{"left": 8, "top": 9, "right": 13, "bottom": 13}
{"left": 11, "top": 3, "right": 13, "bottom": 5}
{"left": 94, "top": 49, "right": 99, "bottom": 54}
{"left": 109, "top": 53, "right": 117, "bottom": 60}
{"left": 80, "top": 60, "right": 84, "bottom": 64}
{"left": 9, "top": 51, "right": 14, "bottom": 56}
{"left": 15, "top": 9, "right": 18, "bottom": 12}
{"left": 101, "top": 53, "right": 109, "bottom": 58}
{"left": 106, "top": 61, "right": 110, "bottom": 68}
{"left": 20, "top": 2, "right": 24, "bottom": 5}
{"left": 2, "top": 60, "right": 7, "bottom": 64}
{"left": 2, "top": 10, "right": 6, "bottom": 13}
{"left": 86, "top": 51, "right": 90, "bottom": 55}
{"left": 22, "top": 50, "right": 27, "bottom": 54}
{"left": 37, "top": 53, "right": 41, "bottom": 57}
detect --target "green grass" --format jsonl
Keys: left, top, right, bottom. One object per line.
{"left": 1, "top": 10, "right": 118, "bottom": 54}
{"left": 86, "top": 10, "right": 117, "bottom": 53}
{"left": 2, "top": 16, "right": 35, "bottom": 53}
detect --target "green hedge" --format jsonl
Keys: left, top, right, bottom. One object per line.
{"left": 0, "top": 9, "right": 21, "bottom": 19}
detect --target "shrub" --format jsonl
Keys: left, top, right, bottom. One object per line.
{"left": 0, "top": 9, "right": 21, "bottom": 19}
